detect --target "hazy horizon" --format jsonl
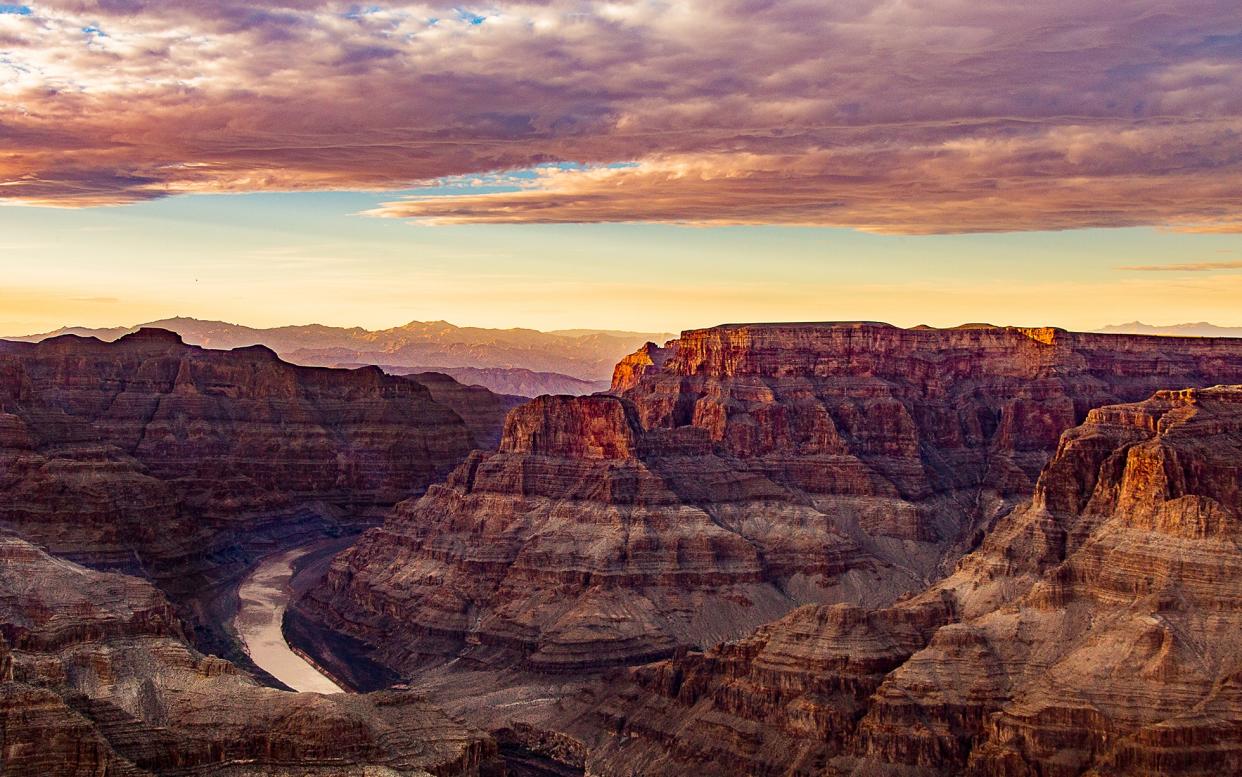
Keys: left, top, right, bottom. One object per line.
{"left": 8, "top": 310, "right": 1242, "bottom": 343}
{"left": 3, "top": 1, "right": 1241, "bottom": 335}
{"left": 4, "top": 204, "right": 1241, "bottom": 335}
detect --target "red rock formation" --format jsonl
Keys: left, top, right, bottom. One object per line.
{"left": 0, "top": 329, "right": 476, "bottom": 563}
{"left": 298, "top": 323, "right": 1242, "bottom": 706}
{"left": 0, "top": 533, "right": 500, "bottom": 776}
{"left": 610, "top": 340, "right": 673, "bottom": 394}
{"left": 566, "top": 384, "right": 1242, "bottom": 776}
{"left": 0, "top": 329, "right": 481, "bottom": 661}
{"left": 303, "top": 394, "right": 861, "bottom": 675}
{"left": 406, "top": 370, "right": 527, "bottom": 448}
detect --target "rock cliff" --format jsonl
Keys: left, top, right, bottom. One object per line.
{"left": 298, "top": 323, "right": 1242, "bottom": 696}
{"left": 0, "top": 533, "right": 500, "bottom": 776}
{"left": 0, "top": 329, "right": 481, "bottom": 656}
{"left": 565, "top": 384, "right": 1242, "bottom": 776}
{"left": 406, "top": 370, "right": 527, "bottom": 448}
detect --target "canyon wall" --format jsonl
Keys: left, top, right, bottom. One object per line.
{"left": 0, "top": 533, "right": 501, "bottom": 776}
{"left": 0, "top": 329, "right": 489, "bottom": 657}
{"left": 299, "top": 323, "right": 1242, "bottom": 691}
{"left": 564, "top": 384, "right": 1242, "bottom": 776}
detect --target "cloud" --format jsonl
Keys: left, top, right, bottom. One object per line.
{"left": 1118, "top": 261, "right": 1242, "bottom": 272}
{"left": 1, "top": 1, "right": 1241, "bottom": 231}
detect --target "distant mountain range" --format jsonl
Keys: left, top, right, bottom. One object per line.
{"left": 6, "top": 317, "right": 674, "bottom": 395}
{"left": 1096, "top": 321, "right": 1242, "bottom": 337}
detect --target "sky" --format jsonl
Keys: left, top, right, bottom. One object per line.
{"left": 2, "top": 1, "right": 1241, "bottom": 334}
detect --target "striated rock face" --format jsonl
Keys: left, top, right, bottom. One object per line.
{"left": 0, "top": 329, "right": 479, "bottom": 657}
{"left": 299, "top": 323, "right": 1242, "bottom": 693}
{"left": 569, "top": 384, "right": 1242, "bottom": 776}
{"left": 0, "top": 534, "right": 500, "bottom": 776}
{"left": 407, "top": 371, "right": 527, "bottom": 448}
{"left": 301, "top": 393, "right": 865, "bottom": 675}
{"left": 0, "top": 329, "right": 477, "bottom": 563}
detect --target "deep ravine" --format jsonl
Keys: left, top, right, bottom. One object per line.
{"left": 233, "top": 540, "right": 348, "bottom": 693}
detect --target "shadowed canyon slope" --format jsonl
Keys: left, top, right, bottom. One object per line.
{"left": 560, "top": 384, "right": 1242, "bottom": 776}
{"left": 0, "top": 533, "right": 500, "bottom": 777}
{"left": 11, "top": 318, "right": 673, "bottom": 390}
{"left": 298, "top": 323, "right": 1242, "bottom": 694}
{"left": 0, "top": 329, "right": 508, "bottom": 658}
{"left": 382, "top": 365, "right": 609, "bottom": 399}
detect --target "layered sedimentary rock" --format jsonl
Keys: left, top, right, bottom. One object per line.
{"left": 300, "top": 323, "right": 1242, "bottom": 691}
{"left": 407, "top": 371, "right": 527, "bottom": 448}
{"left": 569, "top": 384, "right": 1242, "bottom": 776}
{"left": 0, "top": 329, "right": 477, "bottom": 565}
{"left": 0, "top": 534, "right": 499, "bottom": 776}
{"left": 302, "top": 393, "right": 873, "bottom": 676}
{"left": 0, "top": 329, "right": 482, "bottom": 657}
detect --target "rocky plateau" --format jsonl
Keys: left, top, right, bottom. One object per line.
{"left": 295, "top": 322, "right": 1242, "bottom": 771}
{"left": 9, "top": 320, "right": 1242, "bottom": 777}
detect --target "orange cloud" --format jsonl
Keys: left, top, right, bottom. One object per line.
{"left": 366, "top": 122, "right": 1242, "bottom": 233}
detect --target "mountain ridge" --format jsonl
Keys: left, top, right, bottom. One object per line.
{"left": 1096, "top": 320, "right": 1242, "bottom": 337}
{"left": 6, "top": 317, "right": 674, "bottom": 386}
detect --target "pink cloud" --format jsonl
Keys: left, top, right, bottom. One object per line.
{"left": 2, "top": 1, "right": 1241, "bottom": 231}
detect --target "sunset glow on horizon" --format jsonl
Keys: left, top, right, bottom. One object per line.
{"left": 2, "top": 1, "right": 1241, "bottom": 333}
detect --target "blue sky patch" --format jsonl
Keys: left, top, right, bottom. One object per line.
{"left": 0, "top": 4, "right": 32, "bottom": 15}
{"left": 343, "top": 5, "right": 383, "bottom": 21}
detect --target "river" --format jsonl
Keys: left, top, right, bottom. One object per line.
{"left": 233, "top": 543, "right": 346, "bottom": 693}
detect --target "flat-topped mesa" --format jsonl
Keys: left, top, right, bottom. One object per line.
{"left": 645, "top": 322, "right": 1242, "bottom": 381}
{"left": 615, "top": 321, "right": 1242, "bottom": 491}
{"left": 564, "top": 384, "right": 1242, "bottom": 776}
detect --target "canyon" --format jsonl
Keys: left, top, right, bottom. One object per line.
{"left": 555, "top": 383, "right": 1242, "bottom": 775}
{"left": 0, "top": 328, "right": 510, "bottom": 665}
{"left": 0, "top": 532, "right": 501, "bottom": 776}
{"left": 294, "top": 322, "right": 1242, "bottom": 773}
{"left": 6, "top": 321, "right": 1242, "bottom": 776}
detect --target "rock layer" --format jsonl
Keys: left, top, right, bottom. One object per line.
{"left": 0, "top": 329, "right": 481, "bottom": 656}
{"left": 300, "top": 323, "right": 1242, "bottom": 688}
{"left": 0, "top": 534, "right": 500, "bottom": 776}
{"left": 406, "top": 370, "right": 527, "bottom": 448}
{"left": 567, "top": 384, "right": 1242, "bottom": 776}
